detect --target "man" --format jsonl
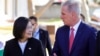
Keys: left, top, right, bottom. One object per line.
{"left": 52, "top": 0, "right": 97, "bottom": 56}
{"left": 29, "top": 16, "right": 52, "bottom": 56}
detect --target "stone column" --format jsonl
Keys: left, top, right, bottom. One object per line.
{"left": 17, "top": 0, "right": 29, "bottom": 17}
{"left": 7, "top": 0, "right": 14, "bottom": 20}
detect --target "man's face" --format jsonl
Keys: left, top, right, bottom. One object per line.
{"left": 61, "top": 6, "right": 74, "bottom": 26}
{"left": 30, "top": 19, "right": 37, "bottom": 31}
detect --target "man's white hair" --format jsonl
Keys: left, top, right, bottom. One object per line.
{"left": 62, "top": 0, "right": 81, "bottom": 15}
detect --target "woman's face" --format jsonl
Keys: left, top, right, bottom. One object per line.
{"left": 23, "top": 21, "right": 33, "bottom": 39}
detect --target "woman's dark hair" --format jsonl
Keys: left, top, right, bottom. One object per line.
{"left": 29, "top": 16, "right": 37, "bottom": 22}
{"left": 13, "top": 17, "right": 29, "bottom": 40}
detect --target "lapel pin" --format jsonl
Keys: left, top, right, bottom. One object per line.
{"left": 28, "top": 47, "right": 32, "bottom": 50}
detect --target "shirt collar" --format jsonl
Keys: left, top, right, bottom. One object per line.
{"left": 70, "top": 19, "right": 81, "bottom": 31}
{"left": 35, "top": 27, "right": 39, "bottom": 33}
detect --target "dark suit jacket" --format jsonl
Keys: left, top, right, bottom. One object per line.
{"left": 96, "top": 31, "right": 100, "bottom": 56}
{"left": 3, "top": 38, "right": 44, "bottom": 56}
{"left": 39, "top": 29, "right": 52, "bottom": 56}
{"left": 52, "top": 22, "right": 97, "bottom": 56}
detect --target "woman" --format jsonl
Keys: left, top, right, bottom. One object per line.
{"left": 3, "top": 17, "right": 44, "bottom": 56}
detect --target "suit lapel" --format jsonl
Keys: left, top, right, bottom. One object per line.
{"left": 23, "top": 39, "right": 32, "bottom": 56}
{"left": 14, "top": 39, "right": 23, "bottom": 56}
{"left": 70, "top": 22, "right": 84, "bottom": 53}
{"left": 62, "top": 26, "right": 70, "bottom": 55}
{"left": 39, "top": 29, "right": 44, "bottom": 42}
{"left": 39, "top": 29, "right": 42, "bottom": 40}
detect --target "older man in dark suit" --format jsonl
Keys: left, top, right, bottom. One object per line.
{"left": 52, "top": 0, "right": 97, "bottom": 56}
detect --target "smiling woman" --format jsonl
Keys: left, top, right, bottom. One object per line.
{"left": 3, "top": 17, "right": 45, "bottom": 56}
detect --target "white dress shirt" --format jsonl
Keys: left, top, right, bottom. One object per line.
{"left": 18, "top": 41, "right": 28, "bottom": 54}
{"left": 70, "top": 19, "right": 81, "bottom": 37}
{"left": 33, "top": 27, "right": 40, "bottom": 40}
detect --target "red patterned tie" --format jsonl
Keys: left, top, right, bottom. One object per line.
{"left": 69, "top": 27, "right": 74, "bottom": 53}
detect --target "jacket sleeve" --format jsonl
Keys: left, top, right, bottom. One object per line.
{"left": 96, "top": 31, "right": 100, "bottom": 56}
{"left": 89, "top": 30, "right": 97, "bottom": 56}
{"left": 52, "top": 29, "right": 61, "bottom": 56}
{"left": 38, "top": 41, "right": 45, "bottom": 56}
